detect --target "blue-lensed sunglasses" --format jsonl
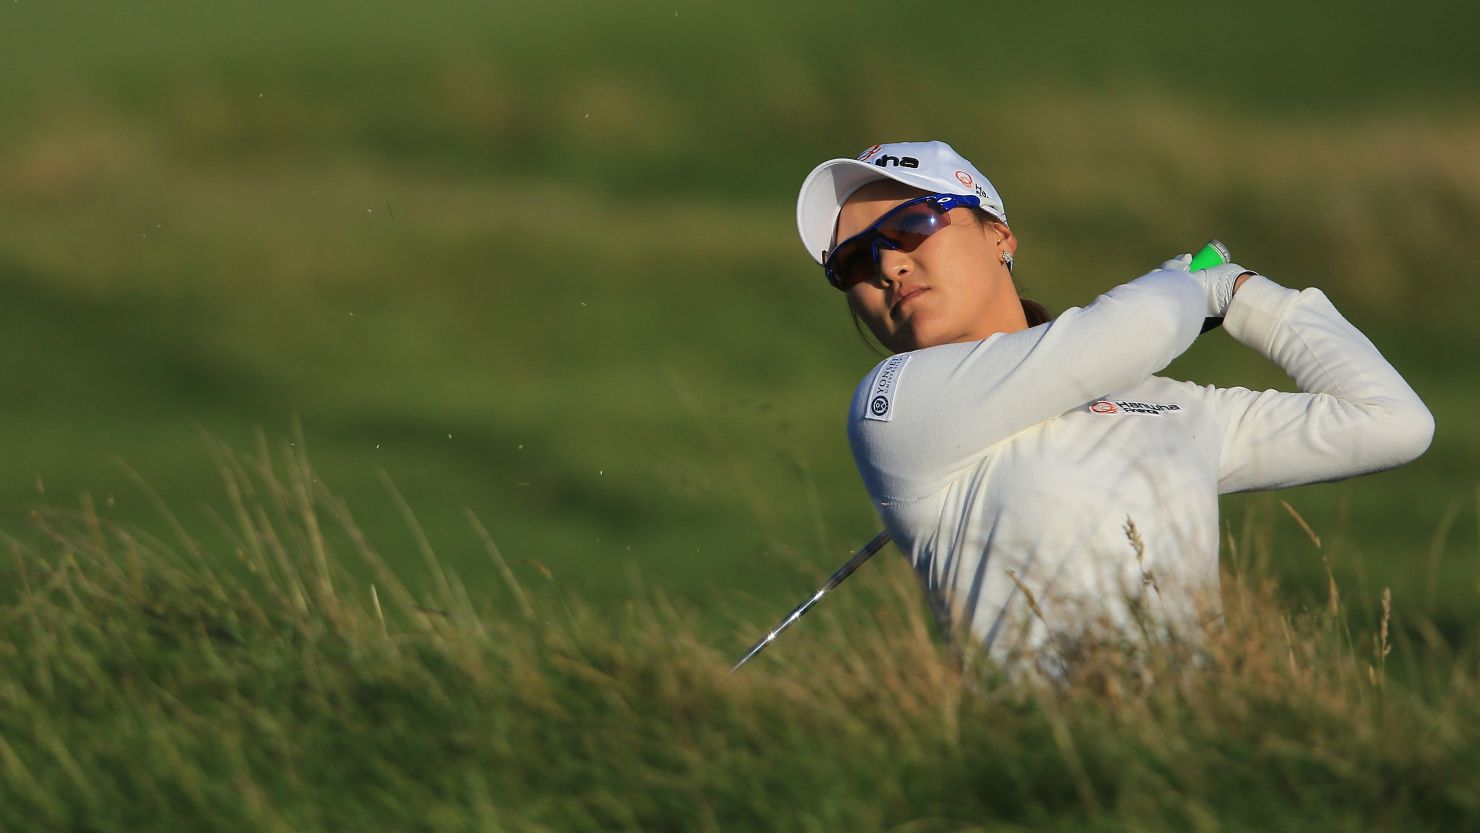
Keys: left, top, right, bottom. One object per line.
{"left": 822, "top": 193, "right": 982, "bottom": 290}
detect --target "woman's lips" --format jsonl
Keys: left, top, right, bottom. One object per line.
{"left": 893, "top": 286, "right": 928, "bottom": 315}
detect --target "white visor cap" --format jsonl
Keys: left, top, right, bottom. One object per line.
{"left": 797, "top": 140, "right": 1007, "bottom": 265}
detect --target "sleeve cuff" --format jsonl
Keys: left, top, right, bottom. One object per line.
{"left": 1222, "top": 274, "right": 1302, "bottom": 355}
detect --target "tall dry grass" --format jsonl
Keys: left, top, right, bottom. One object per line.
{"left": 0, "top": 433, "right": 1475, "bottom": 832}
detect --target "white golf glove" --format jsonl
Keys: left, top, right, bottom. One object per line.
{"left": 1159, "top": 253, "right": 1256, "bottom": 319}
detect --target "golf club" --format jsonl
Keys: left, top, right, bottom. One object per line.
{"left": 731, "top": 529, "right": 893, "bottom": 672}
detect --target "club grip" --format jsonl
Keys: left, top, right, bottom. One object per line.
{"left": 1189, "top": 239, "right": 1230, "bottom": 271}
{"left": 1191, "top": 239, "right": 1230, "bottom": 333}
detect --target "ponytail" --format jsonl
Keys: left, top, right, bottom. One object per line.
{"left": 1021, "top": 297, "right": 1052, "bottom": 327}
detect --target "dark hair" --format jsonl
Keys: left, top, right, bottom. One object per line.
{"left": 849, "top": 306, "right": 890, "bottom": 357}
{"left": 1021, "top": 296, "right": 1052, "bottom": 327}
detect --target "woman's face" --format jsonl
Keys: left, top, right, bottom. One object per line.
{"left": 836, "top": 180, "right": 1025, "bottom": 353}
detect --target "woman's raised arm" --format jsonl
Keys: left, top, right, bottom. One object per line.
{"left": 849, "top": 265, "right": 1207, "bottom": 501}
{"left": 1205, "top": 276, "right": 1434, "bottom": 493}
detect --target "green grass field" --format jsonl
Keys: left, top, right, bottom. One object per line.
{"left": 2, "top": 0, "right": 1478, "bottom": 826}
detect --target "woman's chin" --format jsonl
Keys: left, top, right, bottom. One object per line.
{"left": 883, "top": 315, "right": 961, "bottom": 352}
{"left": 890, "top": 330, "right": 937, "bottom": 352}
{"left": 873, "top": 303, "right": 956, "bottom": 350}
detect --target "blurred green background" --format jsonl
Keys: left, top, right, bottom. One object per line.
{"left": 2, "top": 0, "right": 1476, "bottom": 643}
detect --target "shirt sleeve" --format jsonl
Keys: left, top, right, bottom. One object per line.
{"left": 849, "top": 267, "right": 1206, "bottom": 501}
{"left": 1205, "top": 275, "right": 1434, "bottom": 494}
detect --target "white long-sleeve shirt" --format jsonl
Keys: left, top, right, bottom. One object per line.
{"left": 847, "top": 269, "right": 1434, "bottom": 671}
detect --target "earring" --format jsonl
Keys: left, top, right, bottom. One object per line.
{"left": 1001, "top": 251, "right": 1014, "bottom": 274}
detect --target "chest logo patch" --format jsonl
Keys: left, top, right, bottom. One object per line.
{"left": 863, "top": 353, "right": 912, "bottom": 422}
{"left": 1090, "top": 399, "right": 1182, "bottom": 416}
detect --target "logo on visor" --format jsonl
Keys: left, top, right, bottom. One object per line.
{"left": 955, "top": 170, "right": 974, "bottom": 187}
{"left": 871, "top": 155, "right": 919, "bottom": 169}
{"left": 858, "top": 144, "right": 883, "bottom": 161}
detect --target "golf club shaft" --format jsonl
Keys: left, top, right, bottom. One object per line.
{"left": 732, "top": 241, "right": 1232, "bottom": 672}
{"left": 731, "top": 529, "right": 892, "bottom": 672}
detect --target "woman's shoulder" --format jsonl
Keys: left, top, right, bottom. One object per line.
{"left": 1125, "top": 375, "right": 1230, "bottom": 409}
{"left": 1125, "top": 374, "right": 1215, "bottom": 396}
{"left": 849, "top": 352, "right": 917, "bottom": 424}
{"left": 850, "top": 343, "right": 958, "bottom": 398}
{"left": 852, "top": 338, "right": 1009, "bottom": 389}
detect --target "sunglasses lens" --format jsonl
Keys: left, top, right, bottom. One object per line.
{"left": 824, "top": 197, "right": 955, "bottom": 290}
{"left": 878, "top": 203, "right": 945, "bottom": 251}
{"left": 827, "top": 238, "right": 876, "bottom": 290}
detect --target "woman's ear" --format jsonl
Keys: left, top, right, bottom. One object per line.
{"left": 985, "top": 219, "right": 1018, "bottom": 256}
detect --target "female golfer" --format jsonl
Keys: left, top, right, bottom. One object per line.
{"left": 797, "top": 140, "right": 1434, "bottom": 672}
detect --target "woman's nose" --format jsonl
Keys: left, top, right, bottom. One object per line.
{"left": 877, "top": 246, "right": 914, "bottom": 282}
